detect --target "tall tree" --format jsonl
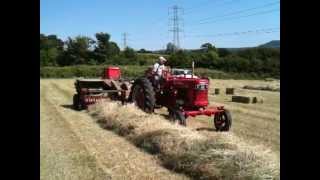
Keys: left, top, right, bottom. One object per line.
{"left": 166, "top": 42, "right": 176, "bottom": 54}
{"left": 40, "top": 34, "right": 64, "bottom": 66}
{"left": 60, "top": 36, "right": 95, "bottom": 65}
{"left": 168, "top": 50, "right": 191, "bottom": 67}
{"left": 94, "top": 32, "right": 120, "bottom": 63}
{"left": 94, "top": 32, "right": 110, "bottom": 63}
{"left": 108, "top": 42, "right": 120, "bottom": 57}
{"left": 123, "top": 47, "right": 137, "bottom": 59}
{"left": 201, "top": 43, "right": 217, "bottom": 52}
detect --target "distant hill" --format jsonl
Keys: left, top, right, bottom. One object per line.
{"left": 222, "top": 40, "right": 280, "bottom": 52}
{"left": 258, "top": 40, "right": 280, "bottom": 48}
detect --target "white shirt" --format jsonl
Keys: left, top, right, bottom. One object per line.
{"left": 153, "top": 62, "right": 165, "bottom": 76}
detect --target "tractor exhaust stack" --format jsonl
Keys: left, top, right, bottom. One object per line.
{"left": 192, "top": 61, "right": 195, "bottom": 78}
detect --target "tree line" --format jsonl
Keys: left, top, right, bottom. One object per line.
{"left": 40, "top": 33, "right": 279, "bottom": 78}
{"left": 168, "top": 43, "right": 280, "bottom": 78}
{"left": 40, "top": 33, "right": 141, "bottom": 66}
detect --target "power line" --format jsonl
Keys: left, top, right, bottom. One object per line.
{"left": 184, "top": 0, "right": 219, "bottom": 14}
{"left": 182, "top": 8, "right": 279, "bottom": 31}
{"left": 185, "top": 27, "right": 279, "bottom": 38}
{"left": 141, "top": 0, "right": 237, "bottom": 31}
{"left": 120, "top": 1, "right": 279, "bottom": 50}
{"left": 188, "top": 1, "right": 279, "bottom": 25}
{"left": 184, "top": 0, "right": 240, "bottom": 15}
{"left": 200, "top": 8, "right": 279, "bottom": 25}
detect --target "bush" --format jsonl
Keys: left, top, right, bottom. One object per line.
{"left": 40, "top": 65, "right": 148, "bottom": 79}
{"left": 40, "top": 65, "right": 274, "bottom": 80}
{"left": 167, "top": 48, "right": 279, "bottom": 78}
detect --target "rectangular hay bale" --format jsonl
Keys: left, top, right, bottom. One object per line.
{"left": 232, "top": 95, "right": 264, "bottom": 104}
{"left": 214, "top": 88, "right": 220, "bottom": 95}
{"left": 226, "top": 88, "right": 234, "bottom": 95}
{"left": 232, "top": 95, "right": 251, "bottom": 103}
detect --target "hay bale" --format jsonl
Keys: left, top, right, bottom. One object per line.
{"left": 252, "top": 97, "right": 264, "bottom": 104}
{"left": 232, "top": 96, "right": 264, "bottom": 104}
{"left": 214, "top": 88, "right": 220, "bottom": 95}
{"left": 232, "top": 96, "right": 251, "bottom": 103}
{"left": 226, "top": 88, "right": 234, "bottom": 95}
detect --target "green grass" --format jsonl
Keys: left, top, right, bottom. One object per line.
{"left": 40, "top": 65, "right": 274, "bottom": 80}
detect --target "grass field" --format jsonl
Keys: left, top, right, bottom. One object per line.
{"left": 40, "top": 79, "right": 188, "bottom": 180}
{"left": 40, "top": 78, "right": 279, "bottom": 179}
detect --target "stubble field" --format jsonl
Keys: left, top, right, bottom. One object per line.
{"left": 40, "top": 78, "right": 279, "bottom": 179}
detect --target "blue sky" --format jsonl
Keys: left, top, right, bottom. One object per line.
{"left": 40, "top": 0, "right": 280, "bottom": 50}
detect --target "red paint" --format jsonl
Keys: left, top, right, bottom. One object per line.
{"left": 184, "top": 106, "right": 224, "bottom": 117}
{"left": 104, "top": 67, "right": 121, "bottom": 80}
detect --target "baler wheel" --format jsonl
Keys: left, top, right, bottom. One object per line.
{"left": 131, "top": 78, "right": 155, "bottom": 113}
{"left": 214, "top": 109, "right": 232, "bottom": 131}
{"left": 73, "top": 94, "right": 82, "bottom": 110}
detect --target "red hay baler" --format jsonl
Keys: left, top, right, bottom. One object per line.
{"left": 73, "top": 67, "right": 131, "bottom": 110}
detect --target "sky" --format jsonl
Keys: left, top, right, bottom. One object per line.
{"left": 40, "top": 0, "right": 280, "bottom": 50}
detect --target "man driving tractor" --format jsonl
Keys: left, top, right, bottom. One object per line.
{"left": 152, "top": 56, "right": 167, "bottom": 90}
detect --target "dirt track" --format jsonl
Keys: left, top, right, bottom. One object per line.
{"left": 40, "top": 79, "right": 189, "bottom": 180}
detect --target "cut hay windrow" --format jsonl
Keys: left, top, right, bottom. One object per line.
{"left": 243, "top": 85, "right": 280, "bottom": 92}
{"left": 88, "top": 101, "right": 279, "bottom": 180}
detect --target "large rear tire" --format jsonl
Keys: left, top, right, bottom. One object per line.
{"left": 130, "top": 78, "right": 156, "bottom": 113}
{"left": 214, "top": 109, "right": 232, "bottom": 131}
{"left": 73, "top": 94, "right": 82, "bottom": 110}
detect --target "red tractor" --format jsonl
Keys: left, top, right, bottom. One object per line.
{"left": 129, "top": 65, "right": 232, "bottom": 131}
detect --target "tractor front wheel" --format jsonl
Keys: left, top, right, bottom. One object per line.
{"left": 73, "top": 94, "right": 82, "bottom": 110}
{"left": 214, "top": 109, "right": 232, "bottom": 131}
{"left": 169, "top": 109, "right": 186, "bottom": 126}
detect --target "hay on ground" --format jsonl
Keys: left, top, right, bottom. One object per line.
{"left": 243, "top": 85, "right": 280, "bottom": 92}
{"left": 88, "top": 101, "right": 279, "bottom": 180}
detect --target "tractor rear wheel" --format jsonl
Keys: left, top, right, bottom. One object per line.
{"left": 73, "top": 94, "right": 82, "bottom": 110}
{"left": 131, "top": 78, "right": 156, "bottom": 113}
{"left": 214, "top": 109, "right": 232, "bottom": 131}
